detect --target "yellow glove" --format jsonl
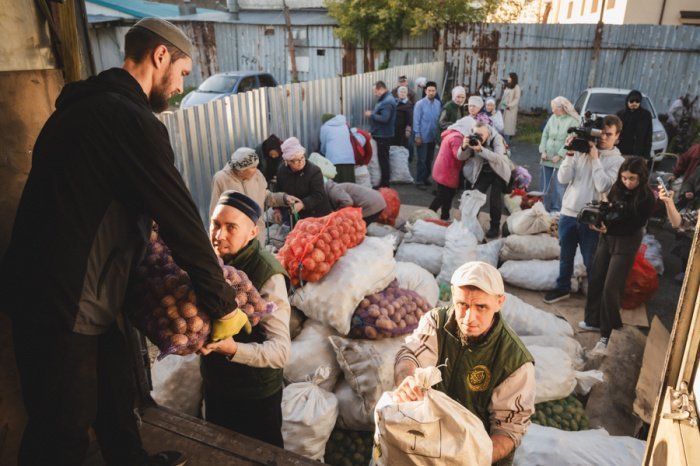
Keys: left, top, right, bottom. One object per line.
{"left": 210, "top": 309, "right": 252, "bottom": 342}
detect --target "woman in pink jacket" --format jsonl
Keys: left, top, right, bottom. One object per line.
{"left": 429, "top": 118, "right": 474, "bottom": 220}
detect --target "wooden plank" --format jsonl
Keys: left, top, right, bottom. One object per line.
{"left": 634, "top": 316, "right": 671, "bottom": 424}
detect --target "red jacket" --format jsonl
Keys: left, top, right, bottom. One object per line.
{"left": 431, "top": 129, "right": 465, "bottom": 188}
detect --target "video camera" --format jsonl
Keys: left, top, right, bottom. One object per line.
{"left": 565, "top": 111, "right": 604, "bottom": 153}
{"left": 577, "top": 200, "right": 623, "bottom": 227}
{"left": 468, "top": 134, "right": 482, "bottom": 147}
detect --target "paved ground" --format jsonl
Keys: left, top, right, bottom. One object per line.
{"left": 392, "top": 140, "right": 682, "bottom": 332}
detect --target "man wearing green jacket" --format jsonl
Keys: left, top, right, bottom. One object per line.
{"left": 393, "top": 262, "right": 535, "bottom": 466}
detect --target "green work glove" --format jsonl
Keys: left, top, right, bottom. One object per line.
{"left": 210, "top": 308, "right": 252, "bottom": 342}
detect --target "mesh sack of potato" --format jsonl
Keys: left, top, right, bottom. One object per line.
{"left": 276, "top": 207, "right": 366, "bottom": 286}
{"left": 348, "top": 280, "right": 431, "bottom": 339}
{"left": 132, "top": 228, "right": 274, "bottom": 359}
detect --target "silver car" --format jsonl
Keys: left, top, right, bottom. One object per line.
{"left": 573, "top": 87, "right": 668, "bottom": 161}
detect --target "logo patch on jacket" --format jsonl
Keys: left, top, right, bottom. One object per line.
{"left": 467, "top": 365, "right": 492, "bottom": 391}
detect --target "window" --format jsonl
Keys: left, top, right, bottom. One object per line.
{"left": 607, "top": 0, "right": 615, "bottom": 8}
{"left": 591, "top": 0, "right": 598, "bottom": 13}
{"left": 236, "top": 76, "right": 259, "bottom": 93}
{"left": 567, "top": 1, "right": 573, "bottom": 18}
{"left": 580, "top": 0, "right": 586, "bottom": 16}
{"left": 316, "top": 49, "right": 326, "bottom": 56}
{"left": 574, "top": 92, "right": 587, "bottom": 115}
{"left": 258, "top": 74, "right": 277, "bottom": 88}
{"left": 264, "top": 26, "right": 275, "bottom": 36}
{"left": 198, "top": 75, "right": 237, "bottom": 93}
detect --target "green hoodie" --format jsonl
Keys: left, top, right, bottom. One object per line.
{"left": 539, "top": 114, "right": 579, "bottom": 168}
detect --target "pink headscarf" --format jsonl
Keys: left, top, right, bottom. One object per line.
{"left": 281, "top": 137, "right": 306, "bottom": 161}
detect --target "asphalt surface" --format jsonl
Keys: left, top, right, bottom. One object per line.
{"left": 392, "top": 140, "right": 682, "bottom": 331}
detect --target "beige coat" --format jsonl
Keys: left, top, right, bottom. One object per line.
{"left": 209, "top": 166, "right": 286, "bottom": 243}
{"left": 502, "top": 84, "right": 521, "bottom": 136}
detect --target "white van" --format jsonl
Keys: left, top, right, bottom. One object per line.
{"left": 573, "top": 87, "right": 668, "bottom": 161}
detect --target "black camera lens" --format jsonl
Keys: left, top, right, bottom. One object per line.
{"left": 468, "top": 134, "right": 481, "bottom": 146}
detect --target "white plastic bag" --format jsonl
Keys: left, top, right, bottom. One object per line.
{"left": 520, "top": 335, "right": 584, "bottom": 370}
{"left": 514, "top": 424, "right": 645, "bottom": 466}
{"left": 499, "top": 259, "right": 579, "bottom": 292}
{"left": 528, "top": 345, "right": 603, "bottom": 403}
{"left": 372, "top": 366, "right": 492, "bottom": 466}
{"left": 389, "top": 146, "right": 414, "bottom": 184}
{"left": 291, "top": 236, "right": 396, "bottom": 335}
{"left": 335, "top": 378, "right": 374, "bottom": 431}
{"left": 328, "top": 336, "right": 405, "bottom": 421}
{"left": 395, "top": 261, "right": 439, "bottom": 307}
{"left": 501, "top": 293, "right": 574, "bottom": 337}
{"left": 500, "top": 234, "right": 560, "bottom": 261}
{"left": 151, "top": 354, "right": 203, "bottom": 418}
{"left": 284, "top": 319, "right": 341, "bottom": 391}
{"left": 281, "top": 366, "right": 339, "bottom": 461}
{"left": 403, "top": 219, "right": 448, "bottom": 247}
{"left": 642, "top": 234, "right": 664, "bottom": 275}
{"left": 436, "top": 221, "right": 478, "bottom": 284}
{"left": 355, "top": 164, "right": 372, "bottom": 188}
{"left": 504, "top": 194, "right": 523, "bottom": 214}
{"left": 395, "top": 242, "right": 443, "bottom": 276}
{"left": 368, "top": 138, "right": 381, "bottom": 188}
{"left": 506, "top": 202, "right": 552, "bottom": 235}
{"left": 458, "top": 190, "right": 488, "bottom": 242}
{"left": 308, "top": 152, "right": 338, "bottom": 180}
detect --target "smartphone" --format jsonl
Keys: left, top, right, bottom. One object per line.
{"left": 656, "top": 176, "right": 669, "bottom": 194}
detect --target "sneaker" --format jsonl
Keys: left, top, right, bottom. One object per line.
{"left": 543, "top": 289, "right": 570, "bottom": 304}
{"left": 578, "top": 321, "right": 600, "bottom": 332}
{"left": 147, "top": 451, "right": 187, "bottom": 466}
{"left": 485, "top": 226, "right": 500, "bottom": 239}
{"left": 588, "top": 338, "right": 609, "bottom": 357}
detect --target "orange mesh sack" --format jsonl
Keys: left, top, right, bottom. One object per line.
{"left": 276, "top": 207, "right": 366, "bottom": 286}
{"left": 376, "top": 187, "right": 401, "bottom": 226}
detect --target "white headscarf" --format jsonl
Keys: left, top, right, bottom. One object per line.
{"left": 551, "top": 96, "right": 580, "bottom": 121}
{"left": 468, "top": 95, "right": 485, "bottom": 110}
{"left": 451, "top": 86, "right": 466, "bottom": 104}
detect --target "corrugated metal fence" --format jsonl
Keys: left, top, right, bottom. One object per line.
{"left": 159, "top": 61, "right": 444, "bottom": 222}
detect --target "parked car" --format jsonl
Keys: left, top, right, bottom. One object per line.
{"left": 573, "top": 87, "right": 668, "bottom": 161}
{"left": 180, "top": 71, "right": 278, "bottom": 109}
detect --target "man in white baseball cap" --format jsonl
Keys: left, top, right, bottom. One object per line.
{"left": 393, "top": 261, "right": 535, "bottom": 466}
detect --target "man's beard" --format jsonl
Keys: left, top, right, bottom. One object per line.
{"left": 149, "top": 65, "right": 172, "bottom": 113}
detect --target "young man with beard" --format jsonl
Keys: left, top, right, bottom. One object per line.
{"left": 616, "top": 90, "right": 652, "bottom": 161}
{"left": 0, "top": 18, "right": 240, "bottom": 466}
{"left": 200, "top": 191, "right": 291, "bottom": 447}
{"left": 393, "top": 262, "right": 535, "bottom": 466}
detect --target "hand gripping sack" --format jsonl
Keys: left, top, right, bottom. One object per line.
{"left": 276, "top": 207, "right": 366, "bottom": 286}
{"left": 371, "top": 366, "right": 492, "bottom": 466}
{"left": 281, "top": 366, "right": 338, "bottom": 461}
{"left": 622, "top": 245, "right": 659, "bottom": 309}
{"left": 506, "top": 201, "right": 552, "bottom": 235}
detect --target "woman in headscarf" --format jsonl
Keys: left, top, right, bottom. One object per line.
{"left": 439, "top": 86, "right": 467, "bottom": 131}
{"left": 429, "top": 118, "right": 472, "bottom": 220}
{"left": 394, "top": 86, "right": 414, "bottom": 149}
{"left": 538, "top": 96, "right": 580, "bottom": 212}
{"left": 501, "top": 72, "right": 521, "bottom": 145}
{"left": 209, "top": 147, "right": 289, "bottom": 243}
{"left": 484, "top": 97, "right": 504, "bottom": 135}
{"left": 255, "top": 134, "right": 283, "bottom": 188}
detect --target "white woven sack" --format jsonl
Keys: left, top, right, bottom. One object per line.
{"left": 328, "top": 336, "right": 405, "bottom": 422}
{"left": 368, "top": 138, "right": 381, "bottom": 187}
{"left": 436, "top": 221, "right": 479, "bottom": 284}
{"left": 504, "top": 194, "right": 523, "bottom": 214}
{"left": 284, "top": 319, "right": 341, "bottom": 391}
{"left": 499, "top": 259, "right": 580, "bottom": 292}
{"left": 407, "top": 208, "right": 439, "bottom": 224}
{"left": 458, "top": 190, "right": 488, "bottom": 242}
{"left": 335, "top": 378, "right": 374, "bottom": 431}
{"left": 506, "top": 202, "right": 552, "bottom": 235}
{"left": 395, "top": 242, "right": 443, "bottom": 276}
{"left": 528, "top": 346, "right": 602, "bottom": 403}
{"left": 395, "top": 261, "right": 439, "bottom": 307}
{"left": 501, "top": 293, "right": 574, "bottom": 337}
{"left": 500, "top": 234, "right": 560, "bottom": 261}
{"left": 308, "top": 152, "right": 338, "bottom": 180}
{"left": 520, "top": 335, "right": 584, "bottom": 370}
{"left": 281, "top": 366, "right": 338, "bottom": 461}
{"left": 514, "top": 425, "right": 645, "bottom": 466}
{"left": 478, "top": 239, "right": 505, "bottom": 267}
{"left": 371, "top": 367, "right": 492, "bottom": 466}
{"left": 403, "top": 219, "right": 448, "bottom": 247}
{"left": 291, "top": 236, "right": 396, "bottom": 335}
{"left": 389, "top": 146, "right": 414, "bottom": 184}
{"left": 151, "top": 354, "right": 203, "bottom": 418}
{"left": 366, "top": 223, "right": 404, "bottom": 250}
{"left": 355, "top": 164, "right": 372, "bottom": 188}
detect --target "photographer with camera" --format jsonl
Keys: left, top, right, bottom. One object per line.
{"left": 543, "top": 115, "right": 624, "bottom": 304}
{"left": 580, "top": 157, "right": 655, "bottom": 356}
{"left": 459, "top": 121, "right": 513, "bottom": 238}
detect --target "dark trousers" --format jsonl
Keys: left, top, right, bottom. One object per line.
{"left": 429, "top": 183, "right": 457, "bottom": 220}
{"left": 584, "top": 230, "right": 643, "bottom": 338}
{"left": 473, "top": 170, "right": 507, "bottom": 228}
{"left": 11, "top": 319, "right": 146, "bottom": 466}
{"left": 375, "top": 136, "right": 392, "bottom": 187}
{"left": 416, "top": 141, "right": 436, "bottom": 185}
{"left": 334, "top": 163, "right": 356, "bottom": 183}
{"left": 204, "top": 388, "right": 284, "bottom": 448}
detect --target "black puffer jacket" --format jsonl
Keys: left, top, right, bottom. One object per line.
{"left": 616, "top": 91, "right": 653, "bottom": 158}
{"left": 0, "top": 68, "right": 236, "bottom": 332}
{"left": 276, "top": 161, "right": 333, "bottom": 219}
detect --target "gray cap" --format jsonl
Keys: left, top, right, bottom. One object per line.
{"left": 132, "top": 17, "right": 193, "bottom": 58}
{"left": 451, "top": 261, "right": 505, "bottom": 296}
